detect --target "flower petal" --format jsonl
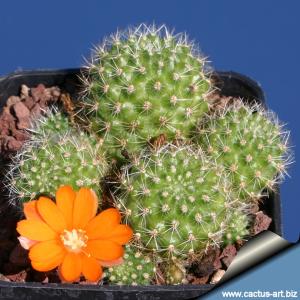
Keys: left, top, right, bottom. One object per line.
{"left": 18, "top": 236, "right": 38, "bottom": 250}
{"left": 56, "top": 185, "right": 76, "bottom": 230}
{"left": 37, "top": 197, "right": 67, "bottom": 233}
{"left": 82, "top": 254, "right": 103, "bottom": 282}
{"left": 73, "top": 188, "right": 98, "bottom": 229}
{"left": 60, "top": 252, "right": 82, "bottom": 282}
{"left": 99, "top": 257, "right": 124, "bottom": 267}
{"left": 85, "top": 208, "right": 121, "bottom": 239}
{"left": 107, "top": 224, "right": 133, "bottom": 245}
{"left": 86, "top": 240, "right": 124, "bottom": 261}
{"left": 31, "top": 251, "right": 65, "bottom": 272}
{"left": 17, "top": 219, "right": 57, "bottom": 241}
{"left": 29, "top": 239, "right": 65, "bottom": 263}
{"left": 23, "top": 201, "right": 43, "bottom": 221}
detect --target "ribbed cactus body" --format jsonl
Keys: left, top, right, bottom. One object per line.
{"left": 197, "top": 103, "right": 289, "bottom": 199}
{"left": 82, "top": 25, "right": 211, "bottom": 160}
{"left": 105, "top": 245, "right": 155, "bottom": 285}
{"left": 117, "top": 145, "right": 247, "bottom": 258}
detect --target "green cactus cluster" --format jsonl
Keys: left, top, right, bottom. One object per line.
{"left": 7, "top": 112, "right": 107, "bottom": 203}
{"left": 5, "top": 24, "right": 292, "bottom": 286}
{"left": 105, "top": 245, "right": 155, "bottom": 285}
{"left": 196, "top": 102, "right": 290, "bottom": 200}
{"left": 116, "top": 144, "right": 249, "bottom": 259}
{"left": 81, "top": 24, "right": 212, "bottom": 160}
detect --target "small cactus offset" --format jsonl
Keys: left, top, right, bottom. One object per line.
{"left": 105, "top": 245, "right": 155, "bottom": 285}
{"left": 28, "top": 107, "right": 70, "bottom": 136}
{"left": 81, "top": 24, "right": 212, "bottom": 160}
{"left": 116, "top": 144, "right": 249, "bottom": 259}
{"left": 196, "top": 102, "right": 291, "bottom": 200}
{"left": 7, "top": 130, "right": 107, "bottom": 204}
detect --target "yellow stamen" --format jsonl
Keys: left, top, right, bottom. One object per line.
{"left": 60, "top": 229, "right": 88, "bottom": 253}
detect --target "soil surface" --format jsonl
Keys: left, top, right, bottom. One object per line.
{"left": 0, "top": 84, "right": 273, "bottom": 285}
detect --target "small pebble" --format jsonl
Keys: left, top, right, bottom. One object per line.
{"left": 210, "top": 269, "right": 226, "bottom": 284}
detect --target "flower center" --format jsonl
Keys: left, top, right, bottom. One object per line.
{"left": 60, "top": 229, "right": 88, "bottom": 253}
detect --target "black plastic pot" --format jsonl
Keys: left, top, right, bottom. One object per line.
{"left": 0, "top": 69, "right": 282, "bottom": 300}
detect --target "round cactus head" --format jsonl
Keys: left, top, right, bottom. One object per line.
{"left": 28, "top": 107, "right": 70, "bottom": 136}
{"left": 7, "top": 129, "right": 107, "bottom": 205}
{"left": 81, "top": 24, "right": 212, "bottom": 160}
{"left": 115, "top": 144, "right": 248, "bottom": 259}
{"left": 196, "top": 102, "right": 291, "bottom": 200}
{"left": 105, "top": 245, "right": 155, "bottom": 285}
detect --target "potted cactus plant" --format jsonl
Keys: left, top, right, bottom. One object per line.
{"left": 0, "top": 24, "right": 291, "bottom": 299}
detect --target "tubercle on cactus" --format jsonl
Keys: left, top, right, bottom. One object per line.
{"left": 114, "top": 143, "right": 252, "bottom": 259}
{"left": 196, "top": 101, "right": 293, "bottom": 200}
{"left": 78, "top": 24, "right": 214, "bottom": 160}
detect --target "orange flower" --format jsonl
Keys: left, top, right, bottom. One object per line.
{"left": 16, "top": 186, "right": 133, "bottom": 283}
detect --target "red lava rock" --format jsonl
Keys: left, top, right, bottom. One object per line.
{"left": 9, "top": 244, "right": 30, "bottom": 267}
{"left": 23, "top": 96, "right": 35, "bottom": 110}
{"left": 13, "top": 102, "right": 31, "bottom": 130}
{"left": 31, "top": 84, "right": 46, "bottom": 102}
{"left": 190, "top": 248, "right": 221, "bottom": 278}
{"left": 12, "top": 129, "right": 29, "bottom": 142}
{"left": 30, "top": 103, "right": 42, "bottom": 118}
{"left": 252, "top": 211, "right": 272, "bottom": 235}
{"left": 50, "top": 87, "right": 61, "bottom": 100}
{"left": 250, "top": 203, "right": 260, "bottom": 214}
{"left": 2, "top": 136, "right": 23, "bottom": 152}
{"left": 187, "top": 274, "right": 210, "bottom": 285}
{"left": 0, "top": 83, "right": 62, "bottom": 157}
{"left": 0, "top": 273, "right": 11, "bottom": 282}
{"left": 235, "top": 239, "right": 246, "bottom": 250}
{"left": 220, "top": 245, "right": 237, "bottom": 268}
{"left": 5, "top": 269, "right": 27, "bottom": 282}
{"left": 20, "top": 85, "right": 30, "bottom": 99}
{"left": 6, "top": 96, "right": 20, "bottom": 108}
{"left": 13, "top": 102, "right": 30, "bottom": 120}
{"left": 210, "top": 269, "right": 226, "bottom": 284}
{"left": 0, "top": 110, "right": 16, "bottom": 135}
